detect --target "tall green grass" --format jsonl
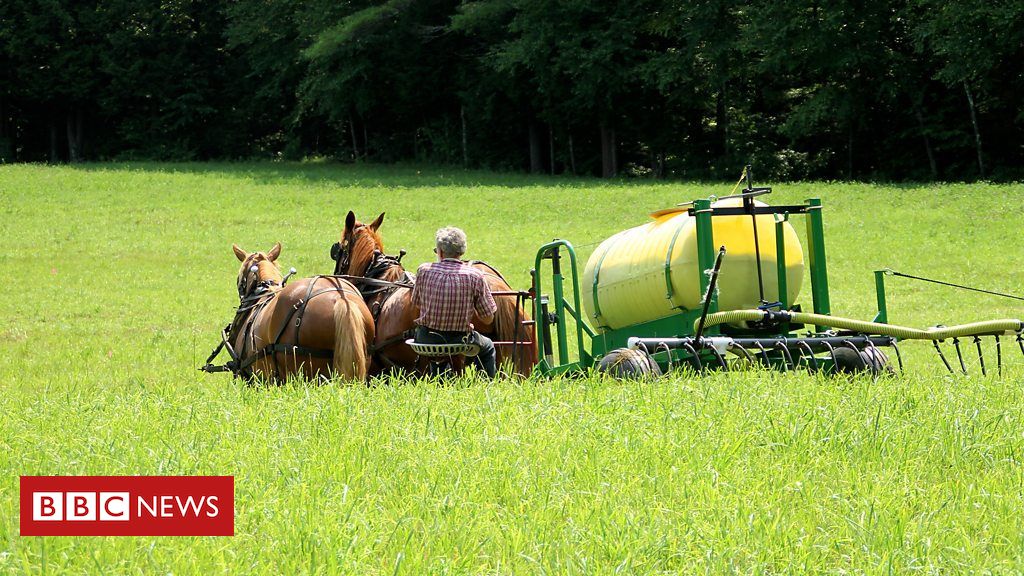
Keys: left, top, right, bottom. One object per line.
{"left": 1, "top": 162, "right": 1023, "bottom": 573}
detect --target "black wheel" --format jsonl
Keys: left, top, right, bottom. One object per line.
{"left": 833, "top": 346, "right": 893, "bottom": 374}
{"left": 597, "top": 348, "right": 662, "bottom": 378}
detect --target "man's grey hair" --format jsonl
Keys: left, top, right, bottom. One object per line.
{"left": 435, "top": 226, "right": 467, "bottom": 258}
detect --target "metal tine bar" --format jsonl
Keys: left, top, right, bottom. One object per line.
{"left": 933, "top": 341, "right": 954, "bottom": 374}
{"left": 1017, "top": 334, "right": 1023, "bottom": 359}
{"left": 973, "top": 336, "right": 986, "bottom": 376}
{"left": 840, "top": 340, "right": 863, "bottom": 373}
{"left": 707, "top": 345, "right": 729, "bottom": 371}
{"left": 995, "top": 335, "right": 1002, "bottom": 376}
{"left": 732, "top": 344, "right": 757, "bottom": 366}
{"left": 754, "top": 341, "right": 771, "bottom": 367}
{"left": 791, "top": 341, "right": 807, "bottom": 369}
{"left": 863, "top": 339, "right": 882, "bottom": 379}
{"left": 890, "top": 338, "right": 904, "bottom": 374}
{"left": 952, "top": 338, "right": 967, "bottom": 374}
{"left": 822, "top": 341, "right": 839, "bottom": 373}
{"left": 682, "top": 342, "right": 703, "bottom": 371}
{"left": 797, "top": 341, "right": 818, "bottom": 372}
{"left": 774, "top": 341, "right": 794, "bottom": 371}
{"left": 636, "top": 342, "right": 658, "bottom": 376}
{"left": 636, "top": 341, "right": 650, "bottom": 357}
{"left": 656, "top": 342, "right": 673, "bottom": 372}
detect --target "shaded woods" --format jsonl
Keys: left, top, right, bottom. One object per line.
{"left": 1, "top": 0, "right": 1021, "bottom": 180}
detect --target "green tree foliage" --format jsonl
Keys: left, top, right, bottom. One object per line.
{"left": 1, "top": 0, "right": 1021, "bottom": 179}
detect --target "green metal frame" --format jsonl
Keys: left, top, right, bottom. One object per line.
{"left": 873, "top": 270, "right": 888, "bottom": 324}
{"left": 531, "top": 195, "right": 840, "bottom": 376}
{"left": 532, "top": 240, "right": 594, "bottom": 375}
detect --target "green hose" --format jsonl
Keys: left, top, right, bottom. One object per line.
{"left": 696, "top": 310, "right": 1022, "bottom": 340}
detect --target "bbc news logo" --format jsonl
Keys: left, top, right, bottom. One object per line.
{"left": 20, "top": 476, "right": 233, "bottom": 536}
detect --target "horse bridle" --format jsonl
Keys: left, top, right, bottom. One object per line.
{"left": 330, "top": 240, "right": 351, "bottom": 275}
{"left": 331, "top": 225, "right": 363, "bottom": 275}
{"left": 238, "top": 256, "right": 280, "bottom": 301}
{"left": 202, "top": 256, "right": 283, "bottom": 377}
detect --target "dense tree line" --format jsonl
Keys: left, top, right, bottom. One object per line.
{"left": 1, "top": 0, "right": 1021, "bottom": 179}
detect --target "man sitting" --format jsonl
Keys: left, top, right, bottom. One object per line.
{"left": 411, "top": 227, "right": 498, "bottom": 378}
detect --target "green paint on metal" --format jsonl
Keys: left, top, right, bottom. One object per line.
{"left": 532, "top": 240, "right": 593, "bottom": 376}
{"left": 775, "top": 216, "right": 789, "bottom": 309}
{"left": 693, "top": 199, "right": 719, "bottom": 324}
{"left": 805, "top": 198, "right": 831, "bottom": 330}
{"left": 873, "top": 270, "right": 888, "bottom": 324}
{"left": 551, "top": 266, "right": 569, "bottom": 365}
{"left": 563, "top": 301, "right": 597, "bottom": 338}
{"left": 591, "top": 310, "right": 703, "bottom": 355}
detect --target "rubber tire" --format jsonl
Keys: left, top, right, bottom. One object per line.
{"left": 833, "top": 347, "right": 893, "bottom": 374}
{"left": 597, "top": 348, "right": 662, "bottom": 378}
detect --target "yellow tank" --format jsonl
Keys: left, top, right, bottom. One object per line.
{"left": 582, "top": 198, "right": 804, "bottom": 331}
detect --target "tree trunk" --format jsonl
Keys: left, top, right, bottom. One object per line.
{"left": 914, "top": 106, "right": 938, "bottom": 179}
{"left": 362, "top": 122, "right": 368, "bottom": 160}
{"left": 847, "top": 125, "right": 854, "bottom": 180}
{"left": 548, "top": 125, "right": 555, "bottom": 175}
{"left": 568, "top": 132, "right": 576, "bottom": 175}
{"left": 348, "top": 115, "right": 360, "bottom": 162}
{"left": 649, "top": 149, "right": 665, "bottom": 179}
{"left": 600, "top": 123, "right": 617, "bottom": 178}
{"left": 460, "top": 105, "right": 468, "bottom": 168}
{"left": 66, "top": 109, "right": 83, "bottom": 162}
{"left": 49, "top": 119, "right": 59, "bottom": 163}
{"left": 963, "top": 80, "right": 984, "bottom": 178}
{"left": 0, "top": 95, "right": 9, "bottom": 162}
{"left": 528, "top": 121, "right": 544, "bottom": 174}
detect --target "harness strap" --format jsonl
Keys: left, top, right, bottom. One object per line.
{"left": 332, "top": 275, "right": 414, "bottom": 290}
{"left": 201, "top": 291, "right": 275, "bottom": 377}
{"left": 234, "top": 343, "right": 336, "bottom": 373}
{"left": 371, "top": 329, "right": 416, "bottom": 354}
{"left": 270, "top": 278, "right": 363, "bottom": 379}
{"left": 467, "top": 259, "right": 509, "bottom": 283}
{"left": 203, "top": 278, "right": 360, "bottom": 379}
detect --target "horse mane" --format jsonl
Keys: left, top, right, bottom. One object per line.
{"left": 349, "top": 223, "right": 385, "bottom": 276}
{"left": 238, "top": 252, "right": 284, "bottom": 286}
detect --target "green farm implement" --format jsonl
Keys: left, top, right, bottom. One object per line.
{"left": 529, "top": 170, "right": 1024, "bottom": 377}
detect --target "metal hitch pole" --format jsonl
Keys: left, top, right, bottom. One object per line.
{"left": 695, "top": 246, "right": 727, "bottom": 344}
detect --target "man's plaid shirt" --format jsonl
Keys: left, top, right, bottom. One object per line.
{"left": 412, "top": 259, "right": 497, "bottom": 332}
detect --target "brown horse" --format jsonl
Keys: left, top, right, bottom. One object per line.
{"left": 332, "top": 211, "right": 535, "bottom": 377}
{"left": 224, "top": 243, "right": 374, "bottom": 382}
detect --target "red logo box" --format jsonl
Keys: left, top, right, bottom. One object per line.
{"left": 20, "top": 476, "right": 234, "bottom": 536}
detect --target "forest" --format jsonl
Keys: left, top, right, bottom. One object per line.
{"left": 1, "top": 0, "right": 1021, "bottom": 180}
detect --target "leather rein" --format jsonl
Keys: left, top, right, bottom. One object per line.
{"left": 201, "top": 270, "right": 357, "bottom": 380}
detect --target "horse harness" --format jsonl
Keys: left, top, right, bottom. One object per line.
{"left": 201, "top": 275, "right": 358, "bottom": 380}
{"left": 333, "top": 251, "right": 515, "bottom": 371}
{"left": 330, "top": 247, "right": 422, "bottom": 368}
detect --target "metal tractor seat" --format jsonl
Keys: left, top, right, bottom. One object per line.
{"left": 405, "top": 338, "right": 481, "bottom": 377}
{"left": 405, "top": 339, "right": 480, "bottom": 358}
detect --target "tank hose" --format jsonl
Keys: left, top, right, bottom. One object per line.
{"left": 695, "top": 310, "right": 1023, "bottom": 341}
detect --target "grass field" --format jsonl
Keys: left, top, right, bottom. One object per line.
{"left": 2, "top": 162, "right": 1024, "bottom": 574}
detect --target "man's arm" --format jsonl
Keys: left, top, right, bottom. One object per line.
{"left": 411, "top": 263, "right": 430, "bottom": 309}
{"left": 473, "top": 275, "right": 497, "bottom": 325}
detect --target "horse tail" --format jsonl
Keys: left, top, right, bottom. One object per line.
{"left": 333, "top": 291, "right": 368, "bottom": 381}
{"left": 494, "top": 292, "right": 535, "bottom": 377}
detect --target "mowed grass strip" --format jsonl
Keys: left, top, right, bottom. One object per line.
{"left": 1, "top": 162, "right": 1023, "bottom": 573}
